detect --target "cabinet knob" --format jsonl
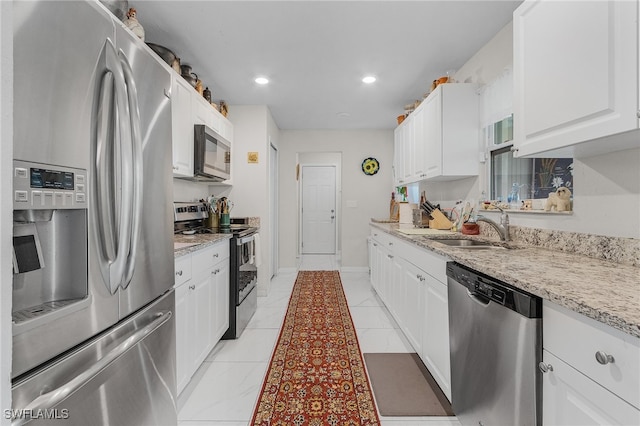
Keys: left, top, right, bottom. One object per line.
{"left": 173, "top": 166, "right": 179, "bottom": 171}
{"left": 176, "top": 270, "right": 182, "bottom": 276}
{"left": 595, "top": 351, "right": 615, "bottom": 365}
{"left": 387, "top": 254, "right": 394, "bottom": 259}
{"left": 213, "top": 253, "right": 219, "bottom": 258}
{"left": 388, "top": 242, "right": 393, "bottom": 246}
{"left": 538, "top": 362, "right": 553, "bottom": 373}
{"left": 189, "top": 285, "right": 195, "bottom": 290}
{"left": 417, "top": 274, "right": 425, "bottom": 282}
{"left": 373, "top": 243, "right": 378, "bottom": 247}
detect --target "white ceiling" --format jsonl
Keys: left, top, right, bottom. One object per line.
{"left": 140, "top": 1, "right": 522, "bottom": 130}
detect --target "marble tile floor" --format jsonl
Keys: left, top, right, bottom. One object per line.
{"left": 177, "top": 254, "right": 461, "bottom": 426}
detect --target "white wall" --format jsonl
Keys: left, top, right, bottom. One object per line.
{"left": 420, "top": 21, "right": 640, "bottom": 239}
{"left": 225, "top": 105, "right": 280, "bottom": 295}
{"left": 172, "top": 178, "right": 214, "bottom": 203}
{"left": 1, "top": 1, "right": 12, "bottom": 420}
{"left": 279, "top": 130, "right": 394, "bottom": 269}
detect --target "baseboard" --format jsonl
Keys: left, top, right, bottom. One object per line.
{"left": 278, "top": 267, "right": 297, "bottom": 274}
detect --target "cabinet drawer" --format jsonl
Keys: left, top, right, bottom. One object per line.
{"left": 174, "top": 254, "right": 192, "bottom": 286}
{"left": 370, "top": 229, "right": 396, "bottom": 253}
{"left": 396, "top": 238, "right": 448, "bottom": 283}
{"left": 191, "top": 242, "right": 230, "bottom": 277}
{"left": 544, "top": 301, "right": 640, "bottom": 409}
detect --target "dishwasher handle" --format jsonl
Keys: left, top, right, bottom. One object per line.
{"left": 467, "top": 289, "right": 491, "bottom": 306}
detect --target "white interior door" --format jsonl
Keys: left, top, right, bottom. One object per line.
{"left": 301, "top": 165, "right": 336, "bottom": 254}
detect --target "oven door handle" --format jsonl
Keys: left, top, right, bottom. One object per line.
{"left": 237, "top": 235, "right": 255, "bottom": 246}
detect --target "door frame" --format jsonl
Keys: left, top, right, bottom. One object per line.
{"left": 298, "top": 163, "right": 339, "bottom": 256}
{"left": 269, "top": 142, "right": 278, "bottom": 278}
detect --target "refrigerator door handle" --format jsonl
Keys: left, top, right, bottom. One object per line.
{"left": 118, "top": 50, "right": 143, "bottom": 290}
{"left": 11, "top": 310, "right": 173, "bottom": 426}
{"left": 96, "top": 71, "right": 117, "bottom": 263}
{"left": 105, "top": 39, "right": 134, "bottom": 294}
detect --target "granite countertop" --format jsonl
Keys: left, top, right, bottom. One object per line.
{"left": 370, "top": 222, "right": 640, "bottom": 339}
{"left": 174, "top": 233, "right": 232, "bottom": 257}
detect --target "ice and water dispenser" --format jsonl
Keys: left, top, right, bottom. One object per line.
{"left": 12, "top": 160, "right": 89, "bottom": 329}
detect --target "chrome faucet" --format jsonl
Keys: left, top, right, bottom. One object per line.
{"left": 476, "top": 205, "right": 510, "bottom": 241}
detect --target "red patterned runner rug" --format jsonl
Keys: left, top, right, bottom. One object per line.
{"left": 251, "top": 270, "right": 380, "bottom": 425}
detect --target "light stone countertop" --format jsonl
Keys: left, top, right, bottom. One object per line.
{"left": 370, "top": 222, "right": 640, "bottom": 339}
{"left": 173, "top": 233, "right": 232, "bottom": 257}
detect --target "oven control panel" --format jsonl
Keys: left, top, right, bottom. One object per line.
{"left": 13, "top": 160, "right": 87, "bottom": 210}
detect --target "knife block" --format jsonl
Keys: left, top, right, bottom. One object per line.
{"left": 429, "top": 209, "right": 453, "bottom": 230}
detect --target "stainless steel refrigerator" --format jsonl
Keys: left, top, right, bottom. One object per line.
{"left": 11, "top": 1, "right": 176, "bottom": 424}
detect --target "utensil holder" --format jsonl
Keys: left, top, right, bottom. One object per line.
{"left": 220, "top": 213, "right": 230, "bottom": 228}
{"left": 206, "top": 213, "right": 219, "bottom": 228}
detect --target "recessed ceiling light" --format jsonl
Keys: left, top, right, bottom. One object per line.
{"left": 255, "top": 77, "right": 269, "bottom": 85}
{"left": 362, "top": 75, "right": 376, "bottom": 84}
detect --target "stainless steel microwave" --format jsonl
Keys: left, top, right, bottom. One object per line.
{"left": 193, "top": 124, "right": 231, "bottom": 182}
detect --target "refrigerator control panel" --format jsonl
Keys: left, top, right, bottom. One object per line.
{"left": 13, "top": 160, "right": 87, "bottom": 210}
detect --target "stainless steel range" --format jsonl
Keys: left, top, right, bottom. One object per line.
{"left": 174, "top": 203, "right": 258, "bottom": 339}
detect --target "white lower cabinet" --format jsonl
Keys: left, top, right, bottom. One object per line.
{"left": 397, "top": 259, "right": 425, "bottom": 354}
{"left": 368, "top": 227, "right": 451, "bottom": 401}
{"left": 542, "top": 301, "right": 640, "bottom": 425}
{"left": 422, "top": 274, "right": 451, "bottom": 401}
{"left": 174, "top": 241, "right": 230, "bottom": 395}
{"left": 542, "top": 350, "right": 640, "bottom": 425}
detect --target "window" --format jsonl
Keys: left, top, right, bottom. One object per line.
{"left": 480, "top": 71, "right": 574, "bottom": 210}
{"left": 490, "top": 145, "right": 573, "bottom": 209}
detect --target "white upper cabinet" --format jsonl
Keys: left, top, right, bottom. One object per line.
{"left": 393, "top": 83, "right": 479, "bottom": 184}
{"left": 513, "top": 0, "right": 640, "bottom": 158}
{"left": 423, "top": 84, "right": 479, "bottom": 180}
{"left": 171, "top": 75, "right": 233, "bottom": 179}
{"left": 171, "top": 77, "right": 194, "bottom": 178}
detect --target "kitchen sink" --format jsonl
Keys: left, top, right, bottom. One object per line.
{"left": 433, "top": 239, "right": 509, "bottom": 249}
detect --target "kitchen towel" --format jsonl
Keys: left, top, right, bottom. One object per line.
{"left": 253, "top": 233, "right": 262, "bottom": 267}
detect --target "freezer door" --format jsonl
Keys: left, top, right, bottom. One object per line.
{"left": 11, "top": 291, "right": 177, "bottom": 426}
{"left": 113, "top": 22, "right": 175, "bottom": 318}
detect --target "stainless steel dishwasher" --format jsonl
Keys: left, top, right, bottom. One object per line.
{"left": 447, "top": 262, "right": 542, "bottom": 426}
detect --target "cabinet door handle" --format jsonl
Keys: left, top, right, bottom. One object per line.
{"left": 387, "top": 254, "right": 394, "bottom": 259}
{"left": 538, "top": 362, "right": 553, "bottom": 373}
{"left": 417, "top": 274, "right": 425, "bottom": 282}
{"left": 176, "top": 270, "right": 182, "bottom": 276}
{"left": 189, "top": 285, "right": 195, "bottom": 290}
{"left": 213, "top": 253, "right": 219, "bottom": 258}
{"left": 595, "top": 351, "right": 615, "bottom": 365}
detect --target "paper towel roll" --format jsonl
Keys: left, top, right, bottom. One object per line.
{"left": 399, "top": 203, "right": 417, "bottom": 224}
